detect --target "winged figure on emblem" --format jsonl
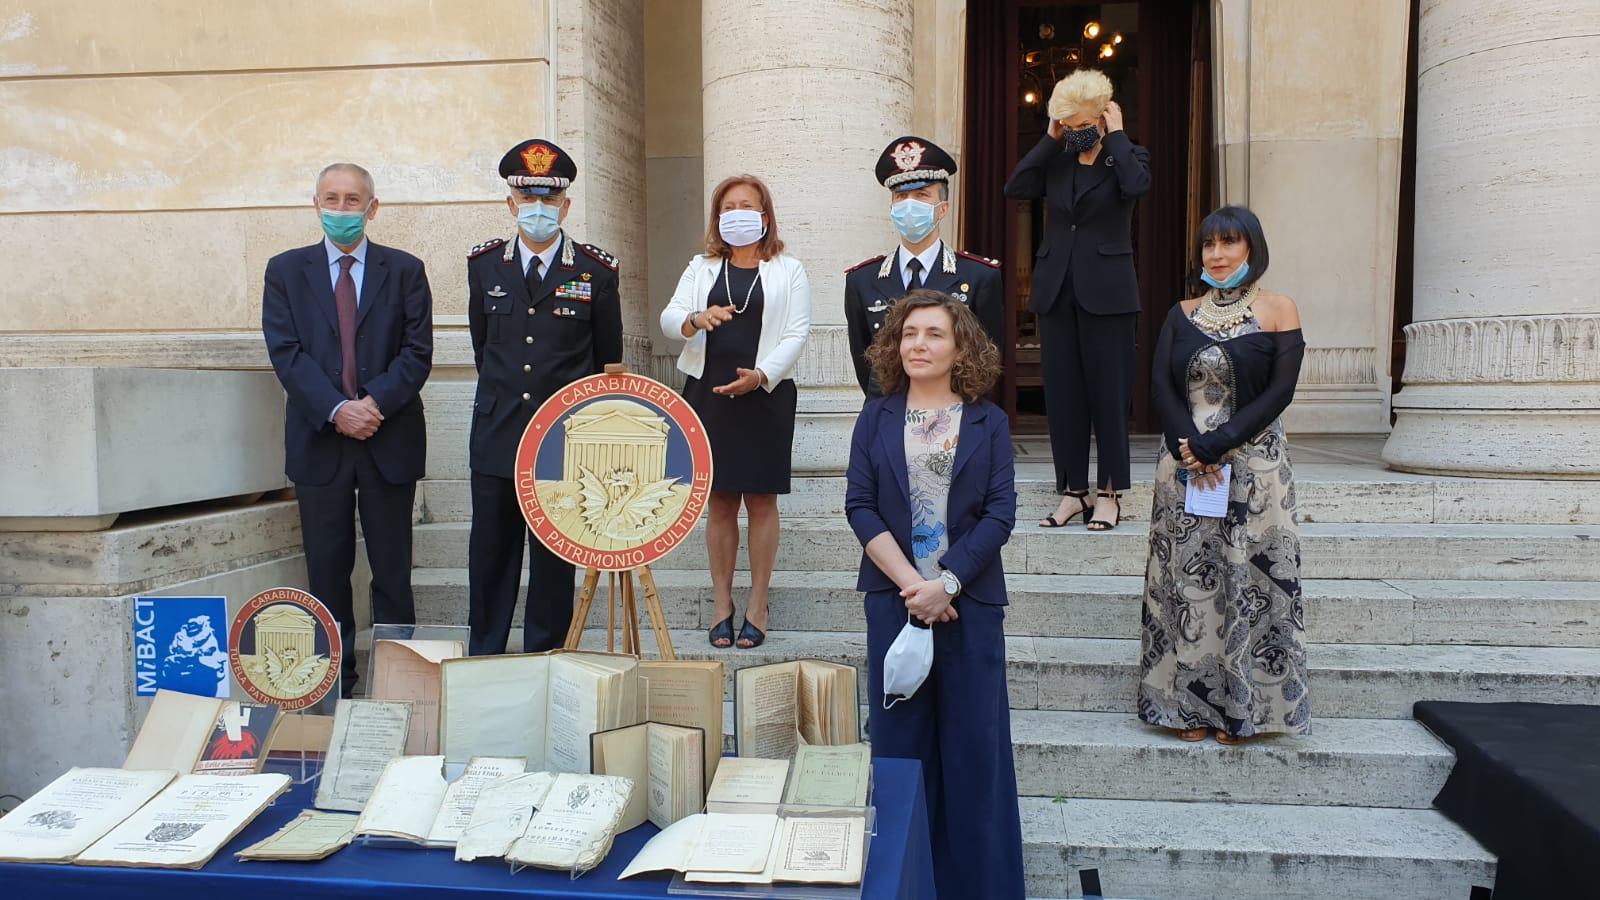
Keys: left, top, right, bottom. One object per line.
{"left": 576, "top": 465, "right": 682, "bottom": 541}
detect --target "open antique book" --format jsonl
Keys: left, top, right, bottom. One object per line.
{"left": 590, "top": 721, "right": 705, "bottom": 831}
{"left": 638, "top": 659, "right": 724, "bottom": 783}
{"left": 71, "top": 773, "right": 290, "bottom": 869}
{"left": 122, "top": 692, "right": 285, "bottom": 778}
{"left": 0, "top": 768, "right": 178, "bottom": 864}
{"left": 621, "top": 811, "right": 868, "bottom": 886}
{"left": 351, "top": 755, "right": 526, "bottom": 847}
{"left": 734, "top": 660, "right": 860, "bottom": 759}
{"left": 451, "top": 770, "right": 635, "bottom": 873}
{"left": 439, "top": 650, "right": 639, "bottom": 772}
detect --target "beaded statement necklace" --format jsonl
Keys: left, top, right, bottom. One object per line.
{"left": 722, "top": 260, "right": 761, "bottom": 315}
{"left": 1191, "top": 284, "right": 1260, "bottom": 332}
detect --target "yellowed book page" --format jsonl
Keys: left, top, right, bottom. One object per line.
{"left": 439, "top": 654, "right": 550, "bottom": 768}
{"left": 123, "top": 691, "right": 223, "bottom": 772}
{"left": 784, "top": 743, "right": 871, "bottom": 807}
{"left": 735, "top": 662, "right": 799, "bottom": 759}
{"left": 267, "top": 712, "right": 332, "bottom": 754}
{"left": 770, "top": 816, "right": 867, "bottom": 885}
{"left": 0, "top": 768, "right": 176, "bottom": 864}
{"left": 75, "top": 773, "right": 291, "bottom": 870}
{"left": 370, "top": 639, "right": 464, "bottom": 755}
{"left": 639, "top": 660, "right": 724, "bottom": 782}
{"left": 684, "top": 812, "right": 779, "bottom": 874}
{"left": 313, "top": 699, "right": 412, "bottom": 813}
{"left": 591, "top": 724, "right": 650, "bottom": 833}
{"left": 645, "top": 725, "right": 677, "bottom": 830}
{"left": 454, "top": 771, "right": 557, "bottom": 863}
{"left": 351, "top": 755, "right": 447, "bottom": 842}
{"left": 235, "top": 810, "right": 358, "bottom": 861}
{"left": 425, "top": 756, "right": 528, "bottom": 846}
{"left": 830, "top": 665, "right": 860, "bottom": 744}
{"left": 618, "top": 812, "right": 704, "bottom": 879}
{"left": 508, "top": 773, "right": 633, "bottom": 873}
{"left": 705, "top": 757, "right": 789, "bottom": 805}
{"left": 546, "top": 657, "right": 604, "bottom": 774}
{"left": 674, "top": 726, "right": 705, "bottom": 825}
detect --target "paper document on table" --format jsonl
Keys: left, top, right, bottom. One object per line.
{"left": 75, "top": 773, "right": 290, "bottom": 869}
{"left": 1184, "top": 464, "right": 1231, "bottom": 518}
{"left": 0, "top": 768, "right": 177, "bottom": 863}
{"left": 235, "top": 810, "right": 358, "bottom": 861}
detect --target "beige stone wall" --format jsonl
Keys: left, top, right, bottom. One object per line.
{"left": 643, "top": 0, "right": 705, "bottom": 375}
{"left": 0, "top": 0, "right": 555, "bottom": 334}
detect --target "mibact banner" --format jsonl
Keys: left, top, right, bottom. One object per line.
{"left": 133, "top": 596, "right": 230, "bottom": 697}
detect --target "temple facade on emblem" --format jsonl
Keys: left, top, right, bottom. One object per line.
{"left": 559, "top": 400, "right": 671, "bottom": 484}
{"left": 250, "top": 605, "right": 317, "bottom": 663}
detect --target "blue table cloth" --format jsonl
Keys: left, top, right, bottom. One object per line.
{"left": 3, "top": 757, "right": 932, "bottom": 900}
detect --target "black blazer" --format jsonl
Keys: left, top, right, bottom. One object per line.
{"left": 844, "top": 393, "right": 1017, "bottom": 606}
{"left": 1003, "top": 130, "right": 1151, "bottom": 316}
{"left": 466, "top": 233, "right": 623, "bottom": 478}
{"left": 262, "top": 241, "right": 433, "bottom": 487}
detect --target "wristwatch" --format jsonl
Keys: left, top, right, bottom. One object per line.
{"left": 939, "top": 569, "right": 961, "bottom": 597}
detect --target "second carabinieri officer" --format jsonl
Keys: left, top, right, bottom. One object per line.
{"left": 844, "top": 136, "right": 1004, "bottom": 398}
{"left": 466, "top": 139, "right": 623, "bottom": 655}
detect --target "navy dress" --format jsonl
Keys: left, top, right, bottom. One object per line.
{"left": 682, "top": 261, "right": 797, "bottom": 495}
{"left": 845, "top": 392, "right": 1024, "bottom": 900}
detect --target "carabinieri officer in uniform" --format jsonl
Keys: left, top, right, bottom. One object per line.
{"left": 844, "top": 136, "right": 1004, "bottom": 398}
{"left": 466, "top": 139, "right": 623, "bottom": 656}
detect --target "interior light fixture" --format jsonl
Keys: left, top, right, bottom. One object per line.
{"left": 1084, "top": 21, "right": 1101, "bottom": 40}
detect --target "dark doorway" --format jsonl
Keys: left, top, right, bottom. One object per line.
{"left": 962, "top": 0, "right": 1214, "bottom": 433}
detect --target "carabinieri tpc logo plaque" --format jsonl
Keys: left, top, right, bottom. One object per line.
{"left": 514, "top": 372, "right": 712, "bottom": 572}
{"left": 227, "top": 587, "right": 341, "bottom": 712}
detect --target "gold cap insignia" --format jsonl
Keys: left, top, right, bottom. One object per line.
{"left": 522, "top": 144, "right": 558, "bottom": 176}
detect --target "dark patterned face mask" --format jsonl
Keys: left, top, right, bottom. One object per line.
{"left": 1064, "top": 125, "right": 1101, "bottom": 154}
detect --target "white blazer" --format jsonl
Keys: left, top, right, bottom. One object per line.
{"left": 658, "top": 252, "right": 812, "bottom": 392}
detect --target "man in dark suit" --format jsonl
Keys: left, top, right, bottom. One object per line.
{"left": 262, "top": 162, "right": 433, "bottom": 695}
{"left": 467, "top": 139, "right": 623, "bottom": 656}
{"left": 845, "top": 136, "right": 1005, "bottom": 398}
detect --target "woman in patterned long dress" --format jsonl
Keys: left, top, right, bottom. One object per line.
{"left": 1138, "top": 205, "right": 1310, "bottom": 745}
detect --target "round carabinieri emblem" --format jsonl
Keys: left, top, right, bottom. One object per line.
{"left": 228, "top": 587, "right": 341, "bottom": 711}
{"left": 515, "top": 372, "right": 712, "bottom": 571}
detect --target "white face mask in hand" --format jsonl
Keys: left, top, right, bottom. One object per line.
{"left": 882, "top": 614, "right": 934, "bottom": 708}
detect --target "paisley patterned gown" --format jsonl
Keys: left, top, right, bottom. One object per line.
{"left": 1137, "top": 312, "right": 1310, "bottom": 736}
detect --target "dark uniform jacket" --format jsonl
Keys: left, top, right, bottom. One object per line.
{"left": 262, "top": 240, "right": 433, "bottom": 487}
{"left": 466, "top": 232, "right": 623, "bottom": 478}
{"left": 1002, "top": 130, "right": 1151, "bottom": 316}
{"left": 843, "top": 242, "right": 1004, "bottom": 397}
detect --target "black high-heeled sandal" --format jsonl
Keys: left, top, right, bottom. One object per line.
{"left": 1040, "top": 489, "right": 1092, "bottom": 528}
{"left": 708, "top": 616, "right": 735, "bottom": 649}
{"left": 1086, "top": 489, "right": 1122, "bottom": 532}
{"left": 736, "top": 618, "right": 767, "bottom": 649}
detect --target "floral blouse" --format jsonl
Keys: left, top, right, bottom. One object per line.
{"left": 904, "top": 403, "right": 964, "bottom": 580}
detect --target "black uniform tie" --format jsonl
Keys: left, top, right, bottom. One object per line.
{"left": 907, "top": 257, "right": 924, "bottom": 291}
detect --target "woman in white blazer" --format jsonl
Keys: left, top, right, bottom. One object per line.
{"left": 659, "top": 174, "right": 812, "bottom": 650}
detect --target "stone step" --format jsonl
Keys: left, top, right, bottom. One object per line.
{"left": 1021, "top": 797, "right": 1494, "bottom": 900}
{"left": 412, "top": 519, "right": 1600, "bottom": 581}
{"left": 498, "top": 629, "right": 1600, "bottom": 720}
{"left": 411, "top": 568, "right": 1600, "bottom": 647}
{"left": 414, "top": 470, "right": 1600, "bottom": 525}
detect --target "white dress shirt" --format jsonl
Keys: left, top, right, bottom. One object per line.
{"left": 520, "top": 232, "right": 561, "bottom": 279}
{"left": 325, "top": 236, "right": 369, "bottom": 422}
{"left": 898, "top": 239, "right": 943, "bottom": 290}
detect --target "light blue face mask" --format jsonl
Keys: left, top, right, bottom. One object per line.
{"left": 320, "top": 206, "right": 370, "bottom": 246}
{"left": 891, "top": 197, "right": 942, "bottom": 244}
{"left": 517, "top": 200, "right": 563, "bottom": 243}
{"left": 1201, "top": 260, "right": 1250, "bottom": 290}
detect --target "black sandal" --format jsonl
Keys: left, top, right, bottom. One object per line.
{"left": 1086, "top": 489, "right": 1122, "bottom": 532}
{"left": 709, "top": 616, "right": 734, "bottom": 649}
{"left": 736, "top": 618, "right": 767, "bottom": 649}
{"left": 1040, "top": 489, "right": 1091, "bottom": 528}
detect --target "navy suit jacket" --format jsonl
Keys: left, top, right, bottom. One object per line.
{"left": 262, "top": 240, "right": 433, "bottom": 487}
{"left": 844, "top": 392, "right": 1017, "bottom": 606}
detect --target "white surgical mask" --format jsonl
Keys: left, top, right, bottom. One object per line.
{"left": 718, "top": 209, "right": 765, "bottom": 247}
{"left": 881, "top": 614, "right": 934, "bottom": 708}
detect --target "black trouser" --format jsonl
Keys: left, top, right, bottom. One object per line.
{"left": 293, "top": 438, "right": 417, "bottom": 696}
{"left": 1036, "top": 281, "right": 1137, "bottom": 493}
{"left": 467, "top": 471, "right": 576, "bottom": 656}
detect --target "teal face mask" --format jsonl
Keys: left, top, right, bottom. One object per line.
{"left": 1201, "top": 260, "right": 1250, "bottom": 290}
{"left": 517, "top": 200, "right": 562, "bottom": 243}
{"left": 320, "top": 206, "right": 370, "bottom": 246}
{"left": 891, "top": 198, "right": 941, "bottom": 244}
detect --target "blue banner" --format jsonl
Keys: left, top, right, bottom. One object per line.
{"left": 133, "top": 596, "right": 230, "bottom": 697}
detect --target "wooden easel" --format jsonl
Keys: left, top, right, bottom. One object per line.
{"left": 562, "top": 565, "right": 676, "bottom": 659}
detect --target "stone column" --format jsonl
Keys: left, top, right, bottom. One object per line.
{"left": 1383, "top": 0, "right": 1600, "bottom": 477}
{"left": 701, "top": 0, "right": 915, "bottom": 472}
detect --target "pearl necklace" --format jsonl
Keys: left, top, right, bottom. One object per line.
{"left": 1192, "top": 284, "right": 1260, "bottom": 332}
{"left": 722, "top": 260, "right": 760, "bottom": 315}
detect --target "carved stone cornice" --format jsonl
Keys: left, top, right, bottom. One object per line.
{"left": 1300, "top": 347, "right": 1378, "bottom": 386}
{"left": 1401, "top": 314, "right": 1600, "bottom": 385}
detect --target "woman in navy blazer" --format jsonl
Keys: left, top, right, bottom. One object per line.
{"left": 845, "top": 290, "right": 1023, "bottom": 899}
